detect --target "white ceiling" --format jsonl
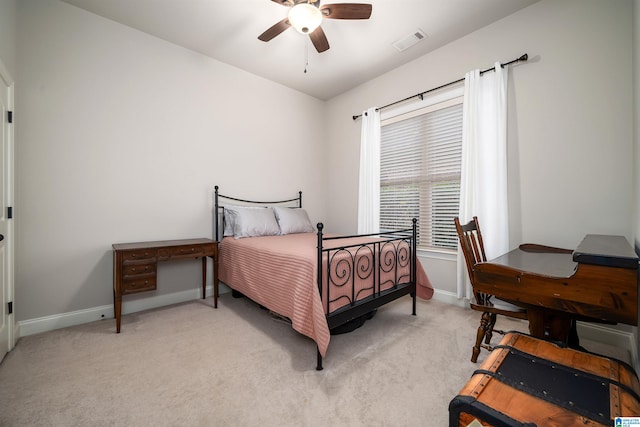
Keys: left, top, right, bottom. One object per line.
{"left": 61, "top": 0, "right": 539, "bottom": 100}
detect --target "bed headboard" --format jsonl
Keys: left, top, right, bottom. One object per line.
{"left": 213, "top": 186, "right": 303, "bottom": 241}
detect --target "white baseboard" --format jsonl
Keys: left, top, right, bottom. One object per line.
{"left": 431, "top": 288, "right": 468, "bottom": 308}
{"left": 576, "top": 321, "right": 634, "bottom": 351}
{"left": 576, "top": 321, "right": 638, "bottom": 369}
{"left": 17, "top": 285, "right": 223, "bottom": 338}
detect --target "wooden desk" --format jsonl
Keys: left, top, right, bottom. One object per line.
{"left": 113, "top": 238, "right": 218, "bottom": 332}
{"left": 473, "top": 234, "right": 638, "bottom": 343}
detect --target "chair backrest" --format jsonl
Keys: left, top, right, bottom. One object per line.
{"left": 454, "top": 216, "right": 488, "bottom": 303}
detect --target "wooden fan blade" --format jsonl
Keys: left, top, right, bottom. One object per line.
{"left": 320, "top": 3, "right": 372, "bottom": 19}
{"left": 258, "top": 18, "right": 291, "bottom": 42}
{"left": 309, "top": 26, "right": 330, "bottom": 53}
{"left": 270, "top": 0, "right": 294, "bottom": 6}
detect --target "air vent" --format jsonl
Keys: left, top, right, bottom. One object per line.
{"left": 392, "top": 29, "right": 428, "bottom": 52}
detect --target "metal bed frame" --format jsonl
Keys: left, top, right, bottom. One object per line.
{"left": 213, "top": 186, "right": 417, "bottom": 370}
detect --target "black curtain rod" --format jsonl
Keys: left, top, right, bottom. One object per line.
{"left": 352, "top": 53, "right": 528, "bottom": 121}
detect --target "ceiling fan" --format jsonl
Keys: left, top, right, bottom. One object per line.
{"left": 258, "top": 0, "right": 373, "bottom": 53}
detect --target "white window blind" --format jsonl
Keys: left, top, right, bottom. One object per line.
{"left": 380, "top": 97, "right": 463, "bottom": 251}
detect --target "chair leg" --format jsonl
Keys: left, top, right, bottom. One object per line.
{"left": 471, "top": 312, "right": 492, "bottom": 363}
{"left": 484, "top": 313, "right": 497, "bottom": 344}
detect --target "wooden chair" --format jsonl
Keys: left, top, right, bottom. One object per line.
{"left": 454, "top": 216, "right": 528, "bottom": 363}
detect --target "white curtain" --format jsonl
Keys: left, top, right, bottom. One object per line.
{"left": 358, "top": 107, "right": 381, "bottom": 234}
{"left": 457, "top": 63, "right": 510, "bottom": 300}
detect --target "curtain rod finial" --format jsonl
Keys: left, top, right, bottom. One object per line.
{"left": 519, "top": 53, "right": 528, "bottom": 61}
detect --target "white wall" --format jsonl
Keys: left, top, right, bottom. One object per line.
{"left": 0, "top": 0, "right": 17, "bottom": 77}
{"left": 325, "top": 0, "right": 634, "bottom": 297}
{"left": 15, "top": 0, "right": 327, "bottom": 322}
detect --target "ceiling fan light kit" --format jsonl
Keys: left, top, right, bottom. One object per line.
{"left": 288, "top": 3, "right": 323, "bottom": 34}
{"left": 258, "top": 1, "right": 373, "bottom": 53}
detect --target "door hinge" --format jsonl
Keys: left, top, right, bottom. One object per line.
{"left": 7, "top": 302, "right": 12, "bottom": 315}
{"left": 7, "top": 206, "right": 12, "bottom": 219}
{"left": 7, "top": 111, "right": 12, "bottom": 124}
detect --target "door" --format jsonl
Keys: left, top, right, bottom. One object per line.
{"left": 0, "top": 59, "right": 14, "bottom": 362}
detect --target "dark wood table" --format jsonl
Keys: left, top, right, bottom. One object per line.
{"left": 112, "top": 238, "right": 218, "bottom": 332}
{"left": 473, "top": 234, "right": 638, "bottom": 344}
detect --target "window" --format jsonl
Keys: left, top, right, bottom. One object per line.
{"left": 380, "top": 94, "right": 463, "bottom": 251}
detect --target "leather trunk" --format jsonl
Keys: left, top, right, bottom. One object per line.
{"left": 449, "top": 332, "right": 640, "bottom": 427}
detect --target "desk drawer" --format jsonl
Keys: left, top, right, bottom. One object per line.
{"left": 122, "top": 249, "right": 157, "bottom": 261}
{"left": 122, "top": 261, "right": 155, "bottom": 276}
{"left": 158, "top": 245, "right": 206, "bottom": 260}
{"left": 122, "top": 275, "right": 157, "bottom": 293}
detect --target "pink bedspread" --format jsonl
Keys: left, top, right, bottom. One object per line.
{"left": 218, "top": 233, "right": 433, "bottom": 357}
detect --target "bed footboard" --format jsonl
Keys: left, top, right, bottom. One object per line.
{"left": 315, "top": 219, "right": 418, "bottom": 370}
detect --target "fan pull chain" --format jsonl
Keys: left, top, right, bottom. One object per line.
{"left": 304, "top": 38, "right": 309, "bottom": 74}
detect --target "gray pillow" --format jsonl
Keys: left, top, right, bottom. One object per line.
{"left": 273, "top": 206, "right": 314, "bottom": 235}
{"left": 226, "top": 206, "right": 281, "bottom": 239}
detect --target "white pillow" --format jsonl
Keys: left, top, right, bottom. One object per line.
{"left": 226, "top": 206, "right": 281, "bottom": 239}
{"left": 222, "top": 205, "right": 245, "bottom": 237}
{"left": 222, "top": 205, "right": 266, "bottom": 237}
{"left": 274, "top": 207, "right": 314, "bottom": 235}
{"left": 222, "top": 208, "right": 235, "bottom": 237}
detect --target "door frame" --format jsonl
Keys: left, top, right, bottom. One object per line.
{"left": 0, "top": 57, "right": 15, "bottom": 356}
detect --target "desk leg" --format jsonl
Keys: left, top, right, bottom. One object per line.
{"left": 114, "top": 294, "right": 122, "bottom": 333}
{"left": 202, "top": 254, "right": 219, "bottom": 308}
{"left": 528, "top": 310, "right": 572, "bottom": 344}
{"left": 201, "top": 256, "right": 207, "bottom": 299}
{"left": 527, "top": 311, "right": 545, "bottom": 339}
{"left": 113, "top": 250, "right": 122, "bottom": 333}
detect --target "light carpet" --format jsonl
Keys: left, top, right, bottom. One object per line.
{"left": 0, "top": 294, "right": 626, "bottom": 426}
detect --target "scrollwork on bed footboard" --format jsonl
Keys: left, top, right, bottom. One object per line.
{"left": 319, "top": 226, "right": 416, "bottom": 315}
{"left": 326, "top": 244, "right": 376, "bottom": 308}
